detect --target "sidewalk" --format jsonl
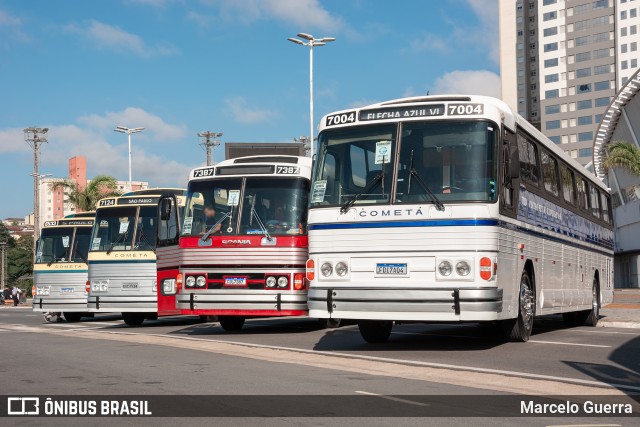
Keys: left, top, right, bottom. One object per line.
{"left": 600, "top": 288, "right": 640, "bottom": 329}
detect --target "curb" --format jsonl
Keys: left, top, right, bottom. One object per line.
{"left": 598, "top": 320, "right": 640, "bottom": 329}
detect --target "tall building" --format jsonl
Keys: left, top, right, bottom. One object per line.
{"left": 37, "top": 157, "right": 149, "bottom": 223}
{"left": 500, "top": 0, "right": 640, "bottom": 166}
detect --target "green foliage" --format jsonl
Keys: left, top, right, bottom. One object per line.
{"left": 50, "top": 175, "right": 123, "bottom": 212}
{"left": 603, "top": 141, "right": 640, "bottom": 176}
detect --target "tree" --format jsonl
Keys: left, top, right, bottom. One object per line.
{"left": 8, "top": 236, "right": 33, "bottom": 293}
{"left": 603, "top": 141, "right": 640, "bottom": 176}
{"left": 50, "top": 175, "right": 123, "bottom": 212}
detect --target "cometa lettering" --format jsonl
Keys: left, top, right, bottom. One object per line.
{"left": 114, "top": 253, "right": 149, "bottom": 258}
{"left": 358, "top": 208, "right": 425, "bottom": 218}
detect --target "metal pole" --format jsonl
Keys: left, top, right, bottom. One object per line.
{"left": 34, "top": 146, "right": 39, "bottom": 259}
{"left": 205, "top": 133, "right": 212, "bottom": 166}
{"left": 309, "top": 43, "right": 314, "bottom": 158}
{"left": 128, "top": 132, "right": 132, "bottom": 191}
{"left": 0, "top": 243, "right": 6, "bottom": 291}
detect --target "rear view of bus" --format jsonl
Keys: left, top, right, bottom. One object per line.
{"left": 172, "top": 156, "right": 311, "bottom": 331}
{"left": 32, "top": 213, "right": 95, "bottom": 322}
{"left": 87, "top": 189, "right": 186, "bottom": 326}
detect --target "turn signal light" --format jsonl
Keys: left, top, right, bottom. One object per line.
{"left": 293, "top": 273, "right": 305, "bottom": 290}
{"left": 85, "top": 281, "right": 91, "bottom": 293}
{"left": 176, "top": 273, "right": 183, "bottom": 291}
{"left": 32, "top": 286, "right": 36, "bottom": 297}
{"left": 306, "top": 259, "right": 315, "bottom": 281}
{"left": 479, "top": 257, "right": 492, "bottom": 281}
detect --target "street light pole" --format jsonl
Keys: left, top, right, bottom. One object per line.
{"left": 114, "top": 126, "right": 145, "bottom": 191}
{"left": 24, "top": 127, "right": 48, "bottom": 259}
{"left": 288, "top": 33, "right": 336, "bottom": 158}
{"left": 0, "top": 241, "right": 7, "bottom": 292}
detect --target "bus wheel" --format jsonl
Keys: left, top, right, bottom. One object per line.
{"left": 358, "top": 320, "right": 393, "bottom": 343}
{"left": 63, "top": 312, "right": 82, "bottom": 323}
{"left": 318, "top": 318, "right": 341, "bottom": 329}
{"left": 122, "top": 313, "right": 145, "bottom": 326}
{"left": 583, "top": 279, "right": 600, "bottom": 327}
{"left": 219, "top": 316, "right": 245, "bottom": 331}
{"left": 502, "top": 271, "right": 535, "bottom": 342}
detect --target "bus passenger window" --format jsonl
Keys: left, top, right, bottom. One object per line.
{"left": 590, "top": 186, "right": 601, "bottom": 218}
{"left": 576, "top": 177, "right": 589, "bottom": 211}
{"left": 517, "top": 135, "right": 540, "bottom": 186}
{"left": 600, "top": 192, "right": 611, "bottom": 223}
{"left": 541, "top": 150, "right": 559, "bottom": 197}
{"left": 561, "top": 164, "right": 575, "bottom": 205}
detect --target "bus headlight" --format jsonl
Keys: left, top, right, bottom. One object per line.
{"left": 162, "top": 279, "right": 177, "bottom": 295}
{"left": 265, "top": 276, "right": 277, "bottom": 288}
{"left": 438, "top": 261, "right": 452, "bottom": 276}
{"left": 37, "top": 286, "right": 51, "bottom": 296}
{"left": 152, "top": 279, "right": 158, "bottom": 292}
{"left": 456, "top": 261, "right": 471, "bottom": 276}
{"left": 277, "top": 276, "right": 288, "bottom": 288}
{"left": 185, "top": 276, "right": 196, "bottom": 288}
{"left": 91, "top": 280, "right": 109, "bottom": 292}
{"left": 335, "top": 262, "right": 348, "bottom": 277}
{"left": 196, "top": 276, "right": 207, "bottom": 287}
{"left": 320, "top": 262, "right": 333, "bottom": 277}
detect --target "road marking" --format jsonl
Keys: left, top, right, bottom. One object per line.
{"left": 528, "top": 340, "right": 611, "bottom": 348}
{"left": 355, "top": 391, "right": 428, "bottom": 407}
{"left": 391, "top": 331, "right": 611, "bottom": 348}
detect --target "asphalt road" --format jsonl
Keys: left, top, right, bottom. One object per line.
{"left": 0, "top": 308, "right": 638, "bottom": 426}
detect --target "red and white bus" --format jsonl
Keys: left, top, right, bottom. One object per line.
{"left": 163, "top": 155, "right": 312, "bottom": 331}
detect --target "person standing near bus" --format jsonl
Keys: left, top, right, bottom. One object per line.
{"left": 11, "top": 285, "right": 20, "bottom": 307}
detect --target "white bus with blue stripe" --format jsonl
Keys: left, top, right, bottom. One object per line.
{"left": 306, "top": 95, "right": 614, "bottom": 343}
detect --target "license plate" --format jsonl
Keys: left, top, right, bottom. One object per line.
{"left": 224, "top": 277, "right": 247, "bottom": 286}
{"left": 60, "top": 287, "right": 74, "bottom": 294}
{"left": 376, "top": 263, "right": 408, "bottom": 275}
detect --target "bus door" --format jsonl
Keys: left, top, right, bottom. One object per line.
{"left": 156, "top": 194, "right": 181, "bottom": 315}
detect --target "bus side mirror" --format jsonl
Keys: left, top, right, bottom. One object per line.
{"left": 509, "top": 149, "right": 520, "bottom": 180}
{"left": 160, "top": 199, "right": 172, "bottom": 221}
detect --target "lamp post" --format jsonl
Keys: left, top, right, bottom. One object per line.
{"left": 0, "top": 241, "right": 7, "bottom": 292}
{"left": 288, "top": 33, "right": 336, "bottom": 158}
{"left": 114, "top": 126, "right": 145, "bottom": 191}
{"left": 24, "top": 127, "right": 48, "bottom": 258}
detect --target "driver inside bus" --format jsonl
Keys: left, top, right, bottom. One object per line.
{"left": 201, "top": 204, "right": 221, "bottom": 235}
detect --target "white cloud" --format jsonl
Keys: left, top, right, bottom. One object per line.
{"left": 185, "top": 11, "right": 214, "bottom": 28}
{"left": 410, "top": 34, "right": 448, "bottom": 53}
{"left": 0, "top": 128, "right": 33, "bottom": 154}
{"left": 225, "top": 97, "right": 278, "bottom": 124}
{"left": 125, "top": 0, "right": 168, "bottom": 7}
{"left": 207, "top": 0, "right": 345, "bottom": 32}
{"left": 64, "top": 20, "right": 179, "bottom": 57}
{"left": 346, "top": 99, "right": 380, "bottom": 109}
{"left": 431, "top": 70, "right": 501, "bottom": 98}
{"left": 78, "top": 107, "right": 187, "bottom": 142}
{"left": 0, "top": 9, "right": 30, "bottom": 43}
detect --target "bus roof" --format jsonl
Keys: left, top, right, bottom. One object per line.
{"left": 188, "top": 155, "right": 312, "bottom": 181}
{"left": 318, "top": 95, "right": 607, "bottom": 192}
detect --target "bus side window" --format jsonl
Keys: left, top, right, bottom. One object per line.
{"left": 576, "top": 176, "right": 589, "bottom": 211}
{"left": 590, "top": 186, "right": 601, "bottom": 218}
{"left": 323, "top": 152, "right": 337, "bottom": 201}
{"left": 600, "top": 192, "right": 611, "bottom": 223}
{"left": 561, "top": 164, "right": 576, "bottom": 205}
{"left": 541, "top": 149, "right": 559, "bottom": 197}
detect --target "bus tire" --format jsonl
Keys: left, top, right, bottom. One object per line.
{"left": 122, "top": 313, "right": 145, "bottom": 326}
{"left": 63, "top": 312, "right": 82, "bottom": 323}
{"left": 318, "top": 318, "right": 341, "bottom": 329}
{"left": 581, "top": 278, "right": 600, "bottom": 327}
{"left": 358, "top": 320, "right": 393, "bottom": 343}
{"left": 502, "top": 270, "right": 535, "bottom": 342}
{"left": 219, "top": 316, "right": 245, "bottom": 331}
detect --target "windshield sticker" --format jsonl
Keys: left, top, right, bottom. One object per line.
{"left": 91, "top": 238, "right": 101, "bottom": 251}
{"left": 246, "top": 229, "right": 264, "bottom": 235}
{"left": 182, "top": 217, "right": 193, "bottom": 234}
{"left": 375, "top": 140, "right": 392, "bottom": 164}
{"left": 227, "top": 190, "right": 240, "bottom": 206}
{"left": 119, "top": 221, "right": 130, "bottom": 234}
{"left": 62, "top": 236, "right": 70, "bottom": 248}
{"left": 311, "top": 180, "right": 327, "bottom": 203}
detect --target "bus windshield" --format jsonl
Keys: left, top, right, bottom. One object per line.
{"left": 181, "top": 177, "right": 309, "bottom": 237}
{"left": 72, "top": 227, "right": 92, "bottom": 262}
{"left": 91, "top": 206, "right": 158, "bottom": 252}
{"left": 240, "top": 177, "right": 309, "bottom": 236}
{"left": 36, "top": 228, "right": 74, "bottom": 264}
{"left": 312, "top": 120, "right": 497, "bottom": 207}
{"left": 182, "top": 178, "right": 242, "bottom": 236}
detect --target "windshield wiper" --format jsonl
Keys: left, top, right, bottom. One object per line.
{"left": 135, "top": 223, "right": 154, "bottom": 250}
{"left": 251, "top": 206, "right": 272, "bottom": 242}
{"left": 405, "top": 148, "right": 444, "bottom": 211}
{"left": 340, "top": 174, "right": 383, "bottom": 214}
{"left": 201, "top": 212, "right": 231, "bottom": 241}
{"left": 106, "top": 231, "right": 128, "bottom": 255}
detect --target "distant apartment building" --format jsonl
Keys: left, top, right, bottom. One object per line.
{"left": 499, "top": 0, "right": 640, "bottom": 166}
{"left": 37, "top": 156, "right": 148, "bottom": 222}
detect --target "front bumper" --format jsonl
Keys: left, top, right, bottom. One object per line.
{"left": 176, "top": 290, "right": 308, "bottom": 316}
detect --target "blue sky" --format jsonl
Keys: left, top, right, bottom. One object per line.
{"left": 0, "top": 0, "right": 500, "bottom": 219}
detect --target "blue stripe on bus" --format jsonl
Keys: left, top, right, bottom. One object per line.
{"left": 308, "top": 219, "right": 498, "bottom": 230}
{"left": 88, "top": 260, "right": 156, "bottom": 264}
{"left": 308, "top": 218, "right": 614, "bottom": 254}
